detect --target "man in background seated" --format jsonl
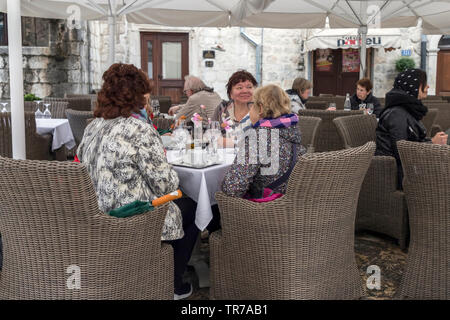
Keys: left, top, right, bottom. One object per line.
{"left": 168, "top": 76, "right": 222, "bottom": 123}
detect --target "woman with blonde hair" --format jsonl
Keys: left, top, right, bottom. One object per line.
{"left": 222, "top": 84, "right": 306, "bottom": 198}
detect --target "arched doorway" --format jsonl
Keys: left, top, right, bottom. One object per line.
{"left": 436, "top": 36, "right": 450, "bottom": 96}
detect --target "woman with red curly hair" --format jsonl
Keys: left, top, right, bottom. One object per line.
{"left": 78, "top": 63, "right": 198, "bottom": 299}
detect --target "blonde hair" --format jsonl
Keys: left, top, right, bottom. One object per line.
{"left": 253, "top": 84, "right": 291, "bottom": 119}
{"left": 292, "top": 77, "right": 312, "bottom": 95}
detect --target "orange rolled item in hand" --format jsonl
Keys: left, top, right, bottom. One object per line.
{"left": 151, "top": 190, "right": 182, "bottom": 207}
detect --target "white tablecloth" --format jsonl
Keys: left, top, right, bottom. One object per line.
{"left": 167, "top": 149, "right": 235, "bottom": 231}
{"left": 36, "top": 119, "right": 76, "bottom": 151}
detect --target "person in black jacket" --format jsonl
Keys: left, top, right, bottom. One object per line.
{"left": 350, "top": 78, "right": 382, "bottom": 117}
{"left": 375, "top": 68, "right": 448, "bottom": 189}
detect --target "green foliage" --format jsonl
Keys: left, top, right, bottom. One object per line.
{"left": 395, "top": 57, "right": 416, "bottom": 73}
{"left": 24, "top": 93, "right": 41, "bottom": 101}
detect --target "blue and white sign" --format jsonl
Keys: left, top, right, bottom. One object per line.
{"left": 401, "top": 49, "right": 412, "bottom": 56}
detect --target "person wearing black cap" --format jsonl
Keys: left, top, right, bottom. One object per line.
{"left": 375, "top": 68, "right": 448, "bottom": 189}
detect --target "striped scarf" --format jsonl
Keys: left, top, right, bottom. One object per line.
{"left": 252, "top": 113, "right": 299, "bottom": 129}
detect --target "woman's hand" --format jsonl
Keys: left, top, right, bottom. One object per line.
{"left": 431, "top": 132, "right": 448, "bottom": 145}
{"left": 326, "top": 106, "right": 336, "bottom": 111}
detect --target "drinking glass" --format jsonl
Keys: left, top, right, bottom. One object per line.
{"left": 35, "top": 101, "right": 43, "bottom": 119}
{"left": 43, "top": 103, "right": 52, "bottom": 119}
{"left": 151, "top": 100, "right": 160, "bottom": 117}
{"left": 1, "top": 102, "right": 8, "bottom": 113}
{"left": 367, "top": 103, "right": 374, "bottom": 115}
{"left": 359, "top": 103, "right": 366, "bottom": 111}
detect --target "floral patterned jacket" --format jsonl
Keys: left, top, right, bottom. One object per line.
{"left": 77, "top": 116, "right": 183, "bottom": 241}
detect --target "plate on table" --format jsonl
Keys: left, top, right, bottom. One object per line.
{"left": 169, "top": 150, "right": 223, "bottom": 169}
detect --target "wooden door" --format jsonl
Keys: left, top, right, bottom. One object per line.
{"left": 141, "top": 32, "right": 189, "bottom": 104}
{"left": 313, "top": 49, "right": 338, "bottom": 95}
{"left": 313, "top": 48, "right": 366, "bottom": 96}
{"left": 437, "top": 49, "right": 450, "bottom": 96}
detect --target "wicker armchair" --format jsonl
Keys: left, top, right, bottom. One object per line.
{"left": 298, "top": 109, "right": 364, "bottom": 152}
{"left": 0, "top": 112, "right": 52, "bottom": 160}
{"left": 153, "top": 117, "right": 175, "bottom": 131}
{"left": 44, "top": 97, "right": 92, "bottom": 112}
{"left": 0, "top": 157, "right": 173, "bottom": 299}
{"left": 297, "top": 116, "right": 321, "bottom": 153}
{"left": 210, "top": 142, "right": 375, "bottom": 300}
{"left": 396, "top": 141, "right": 450, "bottom": 299}
{"left": 66, "top": 109, "right": 94, "bottom": 145}
{"left": 333, "top": 114, "right": 377, "bottom": 149}
{"left": 334, "top": 114, "right": 408, "bottom": 249}
{"left": 65, "top": 109, "right": 94, "bottom": 158}
{"left": 305, "top": 100, "right": 328, "bottom": 110}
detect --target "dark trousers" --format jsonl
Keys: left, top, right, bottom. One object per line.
{"left": 207, "top": 204, "right": 222, "bottom": 234}
{"left": 166, "top": 197, "right": 199, "bottom": 291}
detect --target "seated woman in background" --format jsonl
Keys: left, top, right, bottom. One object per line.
{"left": 77, "top": 63, "right": 198, "bottom": 300}
{"left": 212, "top": 70, "right": 257, "bottom": 133}
{"left": 221, "top": 84, "right": 306, "bottom": 198}
{"left": 285, "top": 77, "right": 312, "bottom": 113}
{"left": 350, "top": 78, "right": 382, "bottom": 117}
{"left": 375, "top": 68, "right": 448, "bottom": 189}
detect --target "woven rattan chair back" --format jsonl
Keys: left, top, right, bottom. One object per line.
{"left": 153, "top": 117, "right": 175, "bottom": 131}
{"left": 0, "top": 112, "right": 52, "bottom": 160}
{"left": 44, "top": 97, "right": 92, "bottom": 112}
{"left": 0, "top": 157, "right": 173, "bottom": 299}
{"left": 297, "top": 116, "right": 321, "bottom": 152}
{"left": 298, "top": 109, "right": 364, "bottom": 152}
{"left": 66, "top": 109, "right": 94, "bottom": 145}
{"left": 333, "top": 114, "right": 378, "bottom": 148}
{"left": 396, "top": 141, "right": 450, "bottom": 299}
{"left": 305, "top": 100, "right": 328, "bottom": 110}
{"left": 211, "top": 142, "right": 375, "bottom": 299}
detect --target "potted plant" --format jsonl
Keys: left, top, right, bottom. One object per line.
{"left": 395, "top": 57, "right": 416, "bottom": 72}
{"left": 24, "top": 93, "right": 42, "bottom": 101}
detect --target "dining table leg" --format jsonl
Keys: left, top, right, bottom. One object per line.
{"left": 188, "top": 233, "right": 210, "bottom": 288}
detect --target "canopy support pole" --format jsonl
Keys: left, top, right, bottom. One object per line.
{"left": 108, "top": 0, "right": 117, "bottom": 66}
{"left": 360, "top": 25, "right": 367, "bottom": 78}
{"left": 108, "top": 15, "right": 116, "bottom": 66}
{"left": 7, "top": 0, "right": 26, "bottom": 159}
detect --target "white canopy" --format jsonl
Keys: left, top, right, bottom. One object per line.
{"left": 2, "top": 0, "right": 450, "bottom": 32}
{"left": 2, "top": 0, "right": 450, "bottom": 159}
{"left": 304, "top": 25, "right": 423, "bottom": 52}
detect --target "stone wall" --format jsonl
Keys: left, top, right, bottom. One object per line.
{"left": 0, "top": 18, "right": 90, "bottom": 99}
{"left": 90, "top": 20, "right": 307, "bottom": 100}
{"left": 371, "top": 27, "right": 422, "bottom": 98}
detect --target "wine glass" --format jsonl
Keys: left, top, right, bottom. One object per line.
{"left": 151, "top": 99, "right": 160, "bottom": 117}
{"left": 43, "top": 103, "right": 52, "bottom": 119}
{"left": 1, "top": 102, "right": 8, "bottom": 113}
{"left": 367, "top": 103, "right": 374, "bottom": 115}
{"left": 359, "top": 103, "right": 366, "bottom": 111}
{"left": 35, "top": 101, "right": 43, "bottom": 119}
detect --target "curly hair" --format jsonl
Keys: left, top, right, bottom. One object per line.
{"left": 226, "top": 70, "right": 258, "bottom": 99}
{"left": 253, "top": 84, "right": 291, "bottom": 119}
{"left": 95, "top": 63, "right": 152, "bottom": 119}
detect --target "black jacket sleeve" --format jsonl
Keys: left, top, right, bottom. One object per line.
{"left": 371, "top": 96, "right": 383, "bottom": 118}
